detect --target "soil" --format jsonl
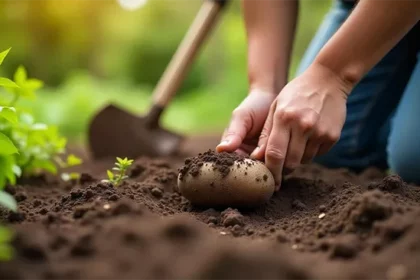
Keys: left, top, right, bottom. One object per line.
{"left": 179, "top": 149, "right": 247, "bottom": 180}
{"left": 2, "top": 135, "right": 420, "bottom": 279}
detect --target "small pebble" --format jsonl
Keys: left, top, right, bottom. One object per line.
{"left": 319, "top": 213, "right": 326, "bottom": 219}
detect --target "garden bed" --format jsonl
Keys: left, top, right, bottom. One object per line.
{"left": 1, "top": 135, "right": 420, "bottom": 279}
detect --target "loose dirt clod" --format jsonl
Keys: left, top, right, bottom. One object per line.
{"left": 178, "top": 149, "right": 246, "bottom": 180}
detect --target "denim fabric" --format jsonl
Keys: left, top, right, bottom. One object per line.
{"left": 296, "top": 1, "right": 420, "bottom": 183}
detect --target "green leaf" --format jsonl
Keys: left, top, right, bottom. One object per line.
{"left": 107, "top": 170, "right": 114, "bottom": 180}
{"left": 0, "top": 133, "right": 18, "bottom": 155}
{"left": 116, "top": 157, "right": 123, "bottom": 164}
{"left": 17, "top": 88, "right": 36, "bottom": 99}
{"left": 26, "top": 79, "right": 44, "bottom": 91}
{"left": 0, "top": 156, "right": 16, "bottom": 189}
{"left": 0, "top": 78, "right": 19, "bottom": 88}
{"left": 0, "top": 106, "right": 17, "bottom": 124}
{"left": 12, "top": 165, "right": 21, "bottom": 177}
{"left": 14, "top": 66, "right": 27, "bottom": 85}
{"left": 19, "top": 112, "right": 34, "bottom": 125}
{"left": 0, "top": 191, "right": 17, "bottom": 212}
{"left": 29, "top": 160, "right": 57, "bottom": 174}
{"left": 0, "top": 48, "right": 11, "bottom": 65}
{"left": 66, "top": 154, "right": 82, "bottom": 166}
{"left": 31, "top": 123, "right": 47, "bottom": 131}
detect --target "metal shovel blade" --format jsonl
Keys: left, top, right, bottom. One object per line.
{"left": 88, "top": 104, "right": 183, "bottom": 159}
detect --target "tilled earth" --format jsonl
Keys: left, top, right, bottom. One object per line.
{"left": 1, "top": 136, "right": 420, "bottom": 279}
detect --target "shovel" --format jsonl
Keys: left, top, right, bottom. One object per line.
{"left": 88, "top": 0, "right": 228, "bottom": 159}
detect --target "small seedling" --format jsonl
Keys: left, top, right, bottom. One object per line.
{"left": 102, "top": 157, "right": 133, "bottom": 187}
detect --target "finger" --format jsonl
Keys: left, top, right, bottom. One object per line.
{"left": 316, "top": 130, "right": 340, "bottom": 155}
{"left": 301, "top": 138, "right": 321, "bottom": 164}
{"left": 234, "top": 148, "right": 249, "bottom": 156}
{"left": 317, "top": 142, "right": 334, "bottom": 156}
{"left": 216, "top": 110, "right": 251, "bottom": 153}
{"left": 284, "top": 127, "right": 308, "bottom": 171}
{"left": 265, "top": 114, "right": 290, "bottom": 189}
{"left": 238, "top": 142, "right": 257, "bottom": 155}
{"left": 250, "top": 102, "right": 276, "bottom": 160}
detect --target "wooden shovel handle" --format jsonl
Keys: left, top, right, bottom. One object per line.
{"left": 151, "top": 0, "right": 227, "bottom": 108}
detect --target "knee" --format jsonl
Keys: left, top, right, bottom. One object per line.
{"left": 387, "top": 141, "right": 420, "bottom": 184}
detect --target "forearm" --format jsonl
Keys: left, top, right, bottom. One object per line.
{"left": 314, "top": 0, "right": 420, "bottom": 89}
{"left": 242, "top": 0, "right": 298, "bottom": 94}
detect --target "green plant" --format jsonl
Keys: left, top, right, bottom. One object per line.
{"left": 0, "top": 48, "right": 82, "bottom": 261}
{"left": 0, "top": 48, "right": 82, "bottom": 187}
{"left": 102, "top": 157, "right": 133, "bottom": 187}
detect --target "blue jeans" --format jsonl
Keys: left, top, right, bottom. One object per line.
{"left": 296, "top": 1, "right": 420, "bottom": 183}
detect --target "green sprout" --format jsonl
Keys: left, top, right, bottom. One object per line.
{"left": 102, "top": 157, "right": 133, "bottom": 187}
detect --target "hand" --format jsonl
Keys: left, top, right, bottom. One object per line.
{"left": 216, "top": 88, "right": 276, "bottom": 155}
{"left": 251, "top": 63, "right": 352, "bottom": 188}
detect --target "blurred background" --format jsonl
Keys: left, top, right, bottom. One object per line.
{"left": 0, "top": 0, "right": 332, "bottom": 144}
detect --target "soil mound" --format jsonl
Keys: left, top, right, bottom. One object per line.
{"left": 2, "top": 145, "right": 420, "bottom": 279}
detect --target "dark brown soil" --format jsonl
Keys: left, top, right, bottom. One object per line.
{"left": 179, "top": 149, "right": 247, "bottom": 180}
{"left": 1, "top": 136, "right": 420, "bottom": 279}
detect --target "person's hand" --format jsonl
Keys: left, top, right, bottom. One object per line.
{"left": 216, "top": 88, "right": 277, "bottom": 156}
{"left": 250, "top": 63, "right": 352, "bottom": 188}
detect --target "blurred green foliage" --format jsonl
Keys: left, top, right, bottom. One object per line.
{"left": 0, "top": 0, "right": 332, "bottom": 144}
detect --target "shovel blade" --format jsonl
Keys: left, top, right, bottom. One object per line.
{"left": 88, "top": 104, "right": 183, "bottom": 159}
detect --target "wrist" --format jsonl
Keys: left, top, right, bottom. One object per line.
{"left": 248, "top": 86, "right": 278, "bottom": 99}
{"left": 247, "top": 41, "right": 288, "bottom": 95}
{"left": 313, "top": 54, "right": 363, "bottom": 89}
{"left": 248, "top": 71, "right": 287, "bottom": 97}
{"left": 310, "top": 59, "right": 356, "bottom": 96}
{"left": 306, "top": 62, "right": 355, "bottom": 97}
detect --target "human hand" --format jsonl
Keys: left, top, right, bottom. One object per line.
{"left": 251, "top": 63, "right": 352, "bottom": 188}
{"left": 216, "top": 88, "right": 276, "bottom": 155}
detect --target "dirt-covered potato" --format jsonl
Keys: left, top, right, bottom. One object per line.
{"left": 177, "top": 150, "right": 275, "bottom": 207}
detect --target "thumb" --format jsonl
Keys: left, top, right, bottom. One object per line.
{"left": 216, "top": 110, "right": 250, "bottom": 153}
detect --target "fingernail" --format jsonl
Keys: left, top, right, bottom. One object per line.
{"left": 216, "top": 140, "right": 230, "bottom": 152}
{"left": 250, "top": 146, "right": 260, "bottom": 158}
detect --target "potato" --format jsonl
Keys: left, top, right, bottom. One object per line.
{"left": 177, "top": 158, "right": 275, "bottom": 207}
